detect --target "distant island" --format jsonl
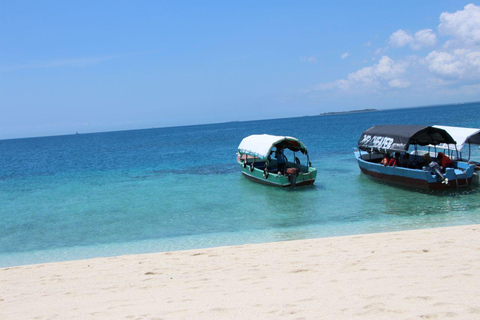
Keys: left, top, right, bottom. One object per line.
{"left": 319, "top": 109, "right": 379, "bottom": 116}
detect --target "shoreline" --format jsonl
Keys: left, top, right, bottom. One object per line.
{"left": 1, "top": 224, "right": 480, "bottom": 319}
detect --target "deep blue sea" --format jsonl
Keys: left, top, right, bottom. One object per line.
{"left": 1, "top": 103, "right": 480, "bottom": 267}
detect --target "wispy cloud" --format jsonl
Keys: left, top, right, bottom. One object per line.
{"left": 341, "top": 52, "right": 350, "bottom": 59}
{"left": 0, "top": 52, "right": 148, "bottom": 71}
{"left": 300, "top": 56, "right": 318, "bottom": 63}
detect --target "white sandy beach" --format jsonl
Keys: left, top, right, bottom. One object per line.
{"left": 1, "top": 224, "right": 480, "bottom": 319}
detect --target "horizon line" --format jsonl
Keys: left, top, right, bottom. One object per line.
{"left": 1, "top": 100, "right": 478, "bottom": 142}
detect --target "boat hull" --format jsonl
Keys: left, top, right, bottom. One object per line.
{"left": 238, "top": 161, "right": 317, "bottom": 187}
{"left": 355, "top": 151, "right": 474, "bottom": 190}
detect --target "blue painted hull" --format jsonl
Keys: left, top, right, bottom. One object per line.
{"left": 355, "top": 151, "right": 475, "bottom": 190}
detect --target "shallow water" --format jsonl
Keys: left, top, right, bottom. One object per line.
{"left": 1, "top": 103, "right": 480, "bottom": 267}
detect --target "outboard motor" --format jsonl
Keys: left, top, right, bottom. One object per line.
{"left": 428, "top": 161, "right": 449, "bottom": 184}
{"left": 286, "top": 167, "right": 300, "bottom": 188}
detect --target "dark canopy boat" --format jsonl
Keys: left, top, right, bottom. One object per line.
{"left": 354, "top": 125, "right": 476, "bottom": 190}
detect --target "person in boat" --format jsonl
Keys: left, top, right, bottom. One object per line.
{"left": 437, "top": 152, "right": 453, "bottom": 171}
{"left": 381, "top": 153, "right": 390, "bottom": 166}
{"left": 388, "top": 153, "right": 400, "bottom": 166}
{"left": 275, "top": 147, "right": 286, "bottom": 174}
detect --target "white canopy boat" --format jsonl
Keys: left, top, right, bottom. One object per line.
{"left": 433, "top": 125, "right": 480, "bottom": 168}
{"left": 236, "top": 134, "right": 317, "bottom": 187}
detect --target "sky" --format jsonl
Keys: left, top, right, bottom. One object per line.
{"left": 1, "top": 1, "right": 480, "bottom": 139}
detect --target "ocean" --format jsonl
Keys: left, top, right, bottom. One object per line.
{"left": 1, "top": 103, "right": 480, "bottom": 267}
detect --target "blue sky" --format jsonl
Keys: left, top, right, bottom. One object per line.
{"left": 1, "top": 1, "right": 480, "bottom": 139}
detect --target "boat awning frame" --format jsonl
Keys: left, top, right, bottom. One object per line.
{"left": 433, "top": 125, "right": 480, "bottom": 152}
{"left": 358, "top": 125, "right": 456, "bottom": 153}
{"left": 237, "top": 134, "right": 308, "bottom": 160}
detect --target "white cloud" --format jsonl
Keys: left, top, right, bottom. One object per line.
{"left": 423, "top": 4, "right": 480, "bottom": 81}
{"left": 311, "top": 56, "right": 408, "bottom": 93}
{"left": 388, "top": 79, "right": 410, "bottom": 88}
{"left": 341, "top": 52, "right": 350, "bottom": 59}
{"left": 426, "top": 49, "right": 480, "bottom": 79}
{"left": 412, "top": 29, "right": 437, "bottom": 49}
{"left": 304, "top": 4, "right": 480, "bottom": 97}
{"left": 389, "top": 29, "right": 437, "bottom": 50}
{"left": 425, "top": 51, "right": 463, "bottom": 77}
{"left": 345, "top": 66, "right": 375, "bottom": 88}
{"left": 439, "top": 3, "right": 480, "bottom": 46}
{"left": 389, "top": 29, "right": 413, "bottom": 47}
{"left": 375, "top": 55, "right": 406, "bottom": 78}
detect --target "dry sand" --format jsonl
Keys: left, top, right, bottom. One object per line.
{"left": 1, "top": 224, "right": 480, "bottom": 319}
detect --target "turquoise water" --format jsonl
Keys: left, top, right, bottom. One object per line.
{"left": 1, "top": 103, "right": 480, "bottom": 267}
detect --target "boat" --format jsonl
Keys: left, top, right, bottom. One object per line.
{"left": 237, "top": 134, "right": 317, "bottom": 187}
{"left": 354, "top": 125, "right": 476, "bottom": 190}
{"left": 433, "top": 125, "right": 480, "bottom": 169}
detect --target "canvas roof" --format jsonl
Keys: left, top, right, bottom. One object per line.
{"left": 358, "top": 125, "right": 456, "bottom": 152}
{"left": 433, "top": 125, "right": 480, "bottom": 151}
{"left": 237, "top": 134, "right": 307, "bottom": 159}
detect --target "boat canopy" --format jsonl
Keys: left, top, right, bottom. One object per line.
{"left": 237, "top": 134, "right": 307, "bottom": 159}
{"left": 433, "top": 125, "right": 480, "bottom": 151}
{"left": 358, "top": 125, "right": 456, "bottom": 153}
